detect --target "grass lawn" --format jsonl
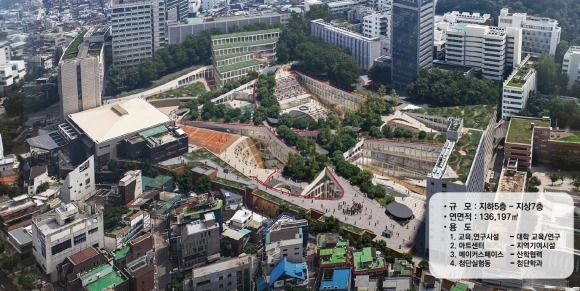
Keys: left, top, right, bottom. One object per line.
{"left": 557, "top": 132, "right": 580, "bottom": 143}
{"left": 150, "top": 82, "right": 207, "bottom": 99}
{"left": 376, "top": 196, "right": 395, "bottom": 207}
{"left": 405, "top": 104, "right": 495, "bottom": 130}
{"left": 447, "top": 129, "right": 483, "bottom": 182}
{"left": 506, "top": 118, "right": 550, "bottom": 144}
{"left": 214, "top": 177, "right": 248, "bottom": 189}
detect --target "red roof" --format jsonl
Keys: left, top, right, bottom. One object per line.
{"left": 68, "top": 247, "right": 99, "bottom": 265}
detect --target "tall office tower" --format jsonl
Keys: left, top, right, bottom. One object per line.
{"left": 498, "top": 8, "right": 561, "bottom": 56}
{"left": 391, "top": 0, "right": 434, "bottom": 88}
{"left": 166, "top": 0, "right": 188, "bottom": 23}
{"left": 110, "top": 0, "right": 167, "bottom": 68}
{"left": 59, "top": 57, "right": 102, "bottom": 117}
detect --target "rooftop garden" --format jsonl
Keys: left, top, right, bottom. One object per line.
{"left": 217, "top": 59, "right": 262, "bottom": 73}
{"left": 183, "top": 149, "right": 248, "bottom": 180}
{"left": 214, "top": 177, "right": 248, "bottom": 189}
{"left": 62, "top": 30, "right": 87, "bottom": 60}
{"left": 211, "top": 28, "right": 280, "bottom": 40}
{"left": 149, "top": 81, "right": 207, "bottom": 99}
{"left": 405, "top": 104, "right": 495, "bottom": 130}
{"left": 506, "top": 118, "right": 550, "bottom": 144}
{"left": 215, "top": 51, "right": 253, "bottom": 61}
{"left": 556, "top": 132, "right": 580, "bottom": 143}
{"left": 446, "top": 129, "right": 483, "bottom": 183}
{"left": 213, "top": 38, "right": 279, "bottom": 50}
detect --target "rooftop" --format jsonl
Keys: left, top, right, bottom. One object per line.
{"left": 62, "top": 30, "right": 87, "bottom": 60}
{"left": 320, "top": 246, "right": 348, "bottom": 265}
{"left": 113, "top": 245, "right": 130, "bottom": 260}
{"left": 353, "top": 247, "right": 386, "bottom": 271}
{"left": 213, "top": 38, "right": 279, "bottom": 50}
{"left": 498, "top": 168, "right": 527, "bottom": 192}
{"left": 555, "top": 132, "right": 580, "bottom": 143}
{"left": 68, "top": 98, "right": 171, "bottom": 144}
{"left": 215, "top": 51, "right": 253, "bottom": 61}
{"left": 217, "top": 59, "right": 262, "bottom": 73}
{"left": 445, "top": 129, "right": 483, "bottom": 183}
{"left": 192, "top": 253, "right": 253, "bottom": 279}
{"left": 506, "top": 57, "right": 535, "bottom": 88}
{"left": 85, "top": 265, "right": 126, "bottom": 291}
{"left": 506, "top": 117, "right": 550, "bottom": 144}
{"left": 182, "top": 199, "right": 222, "bottom": 218}
{"left": 320, "top": 268, "right": 350, "bottom": 290}
{"left": 211, "top": 28, "right": 280, "bottom": 40}
{"left": 146, "top": 175, "right": 172, "bottom": 189}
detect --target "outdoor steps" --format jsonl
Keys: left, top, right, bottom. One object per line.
{"left": 246, "top": 138, "right": 265, "bottom": 169}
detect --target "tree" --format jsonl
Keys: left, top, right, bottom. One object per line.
{"left": 106, "top": 65, "right": 126, "bottom": 93}
{"left": 103, "top": 206, "right": 129, "bottom": 231}
{"left": 378, "top": 85, "right": 387, "bottom": 97}
{"left": 418, "top": 130, "right": 427, "bottom": 140}
{"left": 108, "top": 158, "right": 119, "bottom": 171}
{"left": 390, "top": 89, "right": 400, "bottom": 106}
{"left": 17, "top": 273, "right": 38, "bottom": 290}
{"left": 367, "top": 65, "right": 391, "bottom": 85}
{"left": 0, "top": 254, "right": 17, "bottom": 271}
{"left": 419, "top": 259, "right": 429, "bottom": 271}
{"left": 139, "top": 58, "right": 158, "bottom": 83}
{"left": 555, "top": 41, "right": 570, "bottom": 64}
{"left": 401, "top": 253, "right": 415, "bottom": 265}
{"left": 305, "top": 4, "right": 330, "bottom": 21}
{"left": 241, "top": 243, "right": 256, "bottom": 254}
{"left": 196, "top": 175, "right": 212, "bottom": 193}
{"left": 277, "top": 203, "right": 291, "bottom": 216}
{"left": 35, "top": 182, "right": 49, "bottom": 194}
{"left": 549, "top": 173, "right": 559, "bottom": 185}
{"left": 177, "top": 170, "right": 194, "bottom": 193}
{"left": 536, "top": 54, "right": 560, "bottom": 95}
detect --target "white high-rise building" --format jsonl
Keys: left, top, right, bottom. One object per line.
{"left": 311, "top": 19, "right": 381, "bottom": 71}
{"left": 498, "top": 8, "right": 561, "bottom": 56}
{"left": 59, "top": 57, "right": 102, "bottom": 117}
{"left": 109, "top": 0, "right": 167, "bottom": 68}
{"left": 502, "top": 55, "right": 537, "bottom": 120}
{"left": 445, "top": 23, "right": 522, "bottom": 80}
{"left": 0, "top": 43, "right": 26, "bottom": 90}
{"left": 32, "top": 202, "right": 104, "bottom": 281}
{"left": 362, "top": 11, "right": 391, "bottom": 56}
{"left": 562, "top": 46, "right": 580, "bottom": 89}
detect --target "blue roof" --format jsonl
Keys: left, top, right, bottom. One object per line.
{"left": 238, "top": 228, "right": 252, "bottom": 235}
{"left": 319, "top": 268, "right": 350, "bottom": 290}
{"left": 269, "top": 258, "right": 307, "bottom": 288}
{"left": 142, "top": 176, "right": 153, "bottom": 189}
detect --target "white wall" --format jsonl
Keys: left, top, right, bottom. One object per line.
{"left": 60, "top": 155, "right": 95, "bottom": 203}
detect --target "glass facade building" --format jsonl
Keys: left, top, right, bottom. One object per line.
{"left": 391, "top": 0, "right": 434, "bottom": 87}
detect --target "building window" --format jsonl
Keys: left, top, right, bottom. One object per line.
{"left": 51, "top": 239, "right": 72, "bottom": 255}
{"left": 74, "top": 233, "right": 86, "bottom": 245}
{"left": 88, "top": 227, "right": 99, "bottom": 234}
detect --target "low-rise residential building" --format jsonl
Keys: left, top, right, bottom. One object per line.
{"left": 28, "top": 165, "right": 50, "bottom": 195}
{"left": 0, "top": 195, "right": 40, "bottom": 235}
{"left": 257, "top": 257, "right": 308, "bottom": 291}
{"left": 7, "top": 225, "right": 33, "bottom": 260}
{"left": 352, "top": 247, "right": 388, "bottom": 277}
{"left": 60, "top": 156, "right": 96, "bottom": 203}
{"left": 319, "top": 268, "right": 351, "bottom": 291}
{"left": 317, "top": 234, "right": 351, "bottom": 269}
{"left": 562, "top": 46, "right": 580, "bottom": 89}
{"left": 502, "top": 55, "right": 537, "bottom": 120}
{"left": 171, "top": 212, "right": 220, "bottom": 270}
{"left": 104, "top": 210, "right": 151, "bottom": 251}
{"left": 78, "top": 262, "right": 129, "bottom": 291}
{"left": 56, "top": 247, "right": 109, "bottom": 291}
{"left": 32, "top": 202, "right": 104, "bottom": 280}
{"left": 184, "top": 253, "right": 256, "bottom": 291}
{"left": 311, "top": 19, "right": 380, "bottom": 71}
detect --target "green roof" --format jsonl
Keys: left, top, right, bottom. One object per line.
{"left": 445, "top": 129, "right": 483, "bottom": 183}
{"left": 353, "top": 247, "right": 386, "bottom": 271}
{"left": 213, "top": 38, "right": 279, "bottom": 50}
{"left": 114, "top": 246, "right": 131, "bottom": 260}
{"left": 183, "top": 199, "right": 223, "bottom": 217}
{"left": 85, "top": 266, "right": 126, "bottom": 291}
{"left": 215, "top": 51, "right": 253, "bottom": 61}
{"left": 107, "top": 225, "right": 127, "bottom": 235}
{"left": 211, "top": 28, "right": 280, "bottom": 40}
{"left": 147, "top": 175, "right": 172, "bottom": 188}
{"left": 320, "top": 247, "right": 347, "bottom": 265}
{"left": 139, "top": 125, "right": 168, "bottom": 138}
{"left": 506, "top": 118, "right": 550, "bottom": 144}
{"left": 81, "top": 263, "right": 110, "bottom": 279}
{"left": 217, "top": 60, "right": 262, "bottom": 73}
{"left": 453, "top": 282, "right": 469, "bottom": 291}
{"left": 555, "top": 132, "right": 580, "bottom": 143}
{"left": 62, "top": 30, "right": 87, "bottom": 60}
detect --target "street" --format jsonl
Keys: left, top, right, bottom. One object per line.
{"left": 0, "top": 272, "right": 18, "bottom": 291}
{"left": 152, "top": 217, "right": 171, "bottom": 290}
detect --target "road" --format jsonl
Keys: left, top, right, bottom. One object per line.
{"left": 0, "top": 271, "right": 18, "bottom": 291}
{"left": 152, "top": 218, "right": 171, "bottom": 291}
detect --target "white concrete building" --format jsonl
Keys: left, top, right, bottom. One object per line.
{"left": 439, "top": 11, "right": 493, "bottom": 26}
{"left": 32, "top": 202, "right": 104, "bottom": 281}
{"left": 59, "top": 57, "right": 102, "bottom": 118}
{"left": 28, "top": 165, "right": 49, "bottom": 195}
{"left": 0, "top": 59, "right": 26, "bottom": 90}
{"left": 562, "top": 46, "right": 580, "bottom": 89}
{"left": 185, "top": 253, "right": 256, "bottom": 291}
{"left": 109, "top": 0, "right": 167, "bottom": 67}
{"left": 200, "top": 0, "right": 219, "bottom": 12}
{"left": 104, "top": 209, "right": 151, "bottom": 251}
{"left": 0, "top": 135, "right": 18, "bottom": 177}
{"left": 362, "top": 11, "right": 391, "bottom": 56}
{"left": 502, "top": 55, "right": 537, "bottom": 120}
{"left": 445, "top": 23, "right": 508, "bottom": 80}
{"left": 174, "top": 212, "right": 220, "bottom": 270}
{"left": 311, "top": 19, "right": 380, "bottom": 71}
{"left": 498, "top": 8, "right": 561, "bottom": 56}
{"left": 60, "top": 156, "right": 95, "bottom": 203}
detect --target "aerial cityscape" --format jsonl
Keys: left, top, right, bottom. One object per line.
{"left": 0, "top": 0, "right": 579, "bottom": 289}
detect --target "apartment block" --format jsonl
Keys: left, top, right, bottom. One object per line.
{"left": 59, "top": 57, "right": 102, "bottom": 118}
{"left": 109, "top": 0, "right": 166, "bottom": 68}
{"left": 104, "top": 209, "right": 151, "bottom": 251}
{"left": 362, "top": 11, "right": 391, "bottom": 56}
{"left": 391, "top": 0, "right": 434, "bottom": 87}
{"left": 184, "top": 253, "right": 256, "bottom": 291}
{"left": 166, "top": 0, "right": 188, "bottom": 23}
{"left": 211, "top": 29, "right": 279, "bottom": 87}
{"left": 498, "top": 8, "right": 561, "bottom": 56}
{"left": 445, "top": 24, "right": 508, "bottom": 80}
{"left": 0, "top": 44, "right": 25, "bottom": 90}
{"left": 172, "top": 212, "right": 220, "bottom": 270}
{"left": 562, "top": 46, "right": 580, "bottom": 89}
{"left": 311, "top": 19, "right": 380, "bottom": 71}
{"left": 32, "top": 202, "right": 104, "bottom": 281}
{"left": 502, "top": 55, "right": 537, "bottom": 120}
